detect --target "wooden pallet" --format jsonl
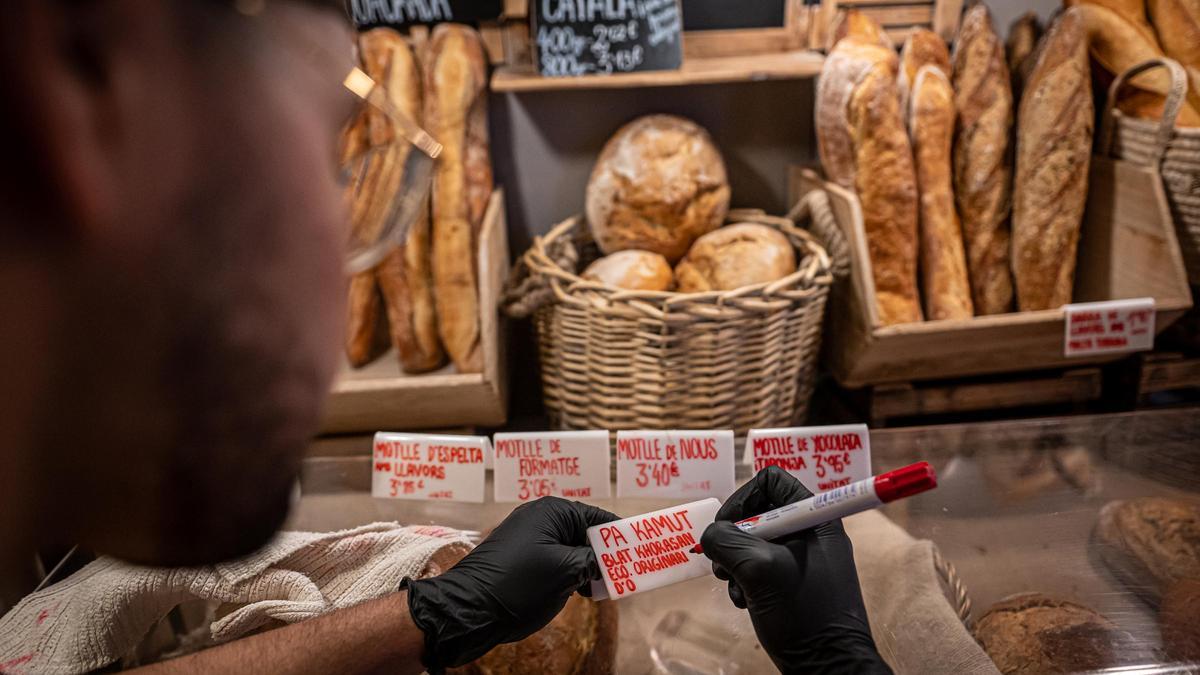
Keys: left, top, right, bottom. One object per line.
{"left": 844, "top": 368, "right": 1104, "bottom": 427}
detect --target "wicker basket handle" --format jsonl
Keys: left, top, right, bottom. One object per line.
{"left": 502, "top": 221, "right": 581, "bottom": 318}
{"left": 787, "top": 189, "right": 851, "bottom": 281}
{"left": 1099, "top": 57, "right": 1188, "bottom": 163}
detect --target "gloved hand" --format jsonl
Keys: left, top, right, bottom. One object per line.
{"left": 403, "top": 497, "right": 617, "bottom": 673}
{"left": 700, "top": 466, "right": 891, "bottom": 674}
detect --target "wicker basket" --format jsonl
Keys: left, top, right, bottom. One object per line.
{"left": 504, "top": 204, "right": 837, "bottom": 435}
{"left": 1102, "top": 58, "right": 1200, "bottom": 284}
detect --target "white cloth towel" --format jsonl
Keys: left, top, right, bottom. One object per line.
{"left": 0, "top": 522, "right": 472, "bottom": 675}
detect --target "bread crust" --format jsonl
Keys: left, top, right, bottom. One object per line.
{"left": 1006, "top": 12, "right": 1041, "bottom": 97}
{"left": 1148, "top": 0, "right": 1200, "bottom": 121}
{"left": 899, "top": 30, "right": 951, "bottom": 118}
{"left": 582, "top": 250, "right": 674, "bottom": 291}
{"left": 910, "top": 65, "right": 973, "bottom": 320}
{"left": 818, "top": 35, "right": 898, "bottom": 190}
{"left": 1012, "top": 9, "right": 1093, "bottom": 311}
{"left": 1160, "top": 579, "right": 1200, "bottom": 662}
{"left": 674, "top": 224, "right": 796, "bottom": 293}
{"left": 834, "top": 9, "right": 894, "bottom": 50}
{"left": 426, "top": 24, "right": 491, "bottom": 373}
{"left": 975, "top": 593, "right": 1131, "bottom": 674}
{"left": 585, "top": 115, "right": 730, "bottom": 263}
{"left": 952, "top": 4, "right": 1014, "bottom": 315}
{"left": 1094, "top": 498, "right": 1200, "bottom": 603}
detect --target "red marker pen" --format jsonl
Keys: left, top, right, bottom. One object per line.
{"left": 690, "top": 462, "right": 937, "bottom": 555}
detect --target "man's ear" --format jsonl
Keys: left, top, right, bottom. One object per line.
{"left": 4, "top": 0, "right": 184, "bottom": 237}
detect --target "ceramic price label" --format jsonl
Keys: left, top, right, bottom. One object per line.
{"left": 744, "top": 424, "right": 871, "bottom": 493}
{"left": 371, "top": 433, "right": 489, "bottom": 503}
{"left": 492, "top": 430, "right": 611, "bottom": 502}
{"left": 615, "top": 430, "right": 735, "bottom": 499}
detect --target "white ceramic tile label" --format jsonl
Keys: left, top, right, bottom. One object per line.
{"left": 743, "top": 424, "right": 871, "bottom": 493}
{"left": 1064, "top": 298, "right": 1155, "bottom": 357}
{"left": 588, "top": 498, "right": 720, "bottom": 600}
{"left": 615, "top": 430, "right": 735, "bottom": 499}
{"left": 371, "top": 432, "right": 488, "bottom": 503}
{"left": 492, "top": 430, "right": 612, "bottom": 502}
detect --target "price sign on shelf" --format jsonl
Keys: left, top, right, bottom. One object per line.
{"left": 492, "top": 430, "right": 612, "bottom": 502}
{"left": 615, "top": 430, "right": 735, "bottom": 499}
{"left": 349, "top": 0, "right": 503, "bottom": 30}
{"left": 1064, "top": 298, "right": 1155, "bottom": 357}
{"left": 743, "top": 424, "right": 871, "bottom": 493}
{"left": 371, "top": 432, "right": 489, "bottom": 503}
{"left": 588, "top": 498, "right": 720, "bottom": 600}
{"left": 532, "top": 0, "right": 683, "bottom": 78}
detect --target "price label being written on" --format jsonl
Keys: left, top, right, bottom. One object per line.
{"left": 1064, "top": 298, "right": 1155, "bottom": 357}
{"left": 533, "top": 0, "right": 683, "bottom": 78}
{"left": 492, "top": 430, "right": 611, "bottom": 502}
{"left": 615, "top": 430, "right": 734, "bottom": 499}
{"left": 588, "top": 498, "right": 719, "bottom": 599}
{"left": 744, "top": 424, "right": 871, "bottom": 493}
{"left": 371, "top": 433, "right": 488, "bottom": 503}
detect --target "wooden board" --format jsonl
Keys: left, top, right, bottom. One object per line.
{"left": 788, "top": 163, "right": 1194, "bottom": 387}
{"left": 1137, "top": 352, "right": 1200, "bottom": 395}
{"left": 321, "top": 189, "right": 510, "bottom": 433}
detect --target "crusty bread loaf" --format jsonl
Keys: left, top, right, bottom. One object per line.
{"left": 1067, "top": 1, "right": 1200, "bottom": 120}
{"left": 426, "top": 24, "right": 491, "bottom": 374}
{"left": 1094, "top": 498, "right": 1200, "bottom": 603}
{"left": 1148, "top": 0, "right": 1200, "bottom": 121}
{"left": 817, "top": 38, "right": 899, "bottom": 189}
{"left": 898, "top": 30, "right": 951, "bottom": 118}
{"left": 358, "top": 29, "right": 445, "bottom": 374}
{"left": 1012, "top": 9, "right": 1092, "bottom": 311}
{"left": 1160, "top": 579, "right": 1200, "bottom": 663}
{"left": 582, "top": 250, "right": 674, "bottom": 291}
{"left": 952, "top": 5, "right": 1014, "bottom": 315}
{"left": 975, "top": 593, "right": 1134, "bottom": 674}
{"left": 1006, "top": 12, "right": 1042, "bottom": 97}
{"left": 1117, "top": 88, "right": 1200, "bottom": 127}
{"left": 585, "top": 115, "right": 730, "bottom": 263}
{"left": 674, "top": 224, "right": 796, "bottom": 293}
{"left": 850, "top": 61, "right": 923, "bottom": 325}
{"left": 910, "top": 65, "right": 973, "bottom": 320}
{"left": 345, "top": 273, "right": 391, "bottom": 367}
{"left": 833, "top": 9, "right": 894, "bottom": 50}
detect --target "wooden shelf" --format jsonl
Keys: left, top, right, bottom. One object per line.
{"left": 491, "top": 49, "right": 825, "bottom": 93}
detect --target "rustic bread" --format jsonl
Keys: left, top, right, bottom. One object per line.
{"left": 898, "top": 30, "right": 951, "bottom": 117}
{"left": 674, "top": 224, "right": 796, "bottom": 293}
{"left": 952, "top": 5, "right": 1014, "bottom": 315}
{"left": 585, "top": 115, "right": 730, "bottom": 263}
{"left": 1012, "top": 9, "right": 1092, "bottom": 311}
{"left": 1094, "top": 498, "right": 1200, "bottom": 603}
{"left": 582, "top": 250, "right": 674, "bottom": 291}
{"left": 910, "top": 65, "right": 973, "bottom": 320}
{"left": 975, "top": 593, "right": 1134, "bottom": 674}
{"left": 1148, "top": 0, "right": 1200, "bottom": 121}
{"left": 1006, "top": 12, "right": 1042, "bottom": 97}
{"left": 817, "top": 38, "right": 899, "bottom": 189}
{"left": 345, "top": 272, "right": 391, "bottom": 367}
{"left": 1160, "top": 578, "right": 1200, "bottom": 663}
{"left": 426, "top": 24, "right": 492, "bottom": 374}
{"left": 358, "top": 29, "right": 445, "bottom": 374}
{"left": 833, "top": 9, "right": 894, "bottom": 50}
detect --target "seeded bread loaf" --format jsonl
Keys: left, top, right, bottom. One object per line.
{"left": 1094, "top": 498, "right": 1200, "bottom": 603}
{"left": 975, "top": 593, "right": 1134, "bottom": 674}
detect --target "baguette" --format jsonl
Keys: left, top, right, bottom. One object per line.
{"left": 1012, "top": 8, "right": 1093, "bottom": 311}
{"left": 359, "top": 29, "right": 446, "bottom": 374}
{"left": 910, "top": 65, "right": 973, "bottom": 320}
{"left": 1006, "top": 12, "right": 1041, "bottom": 97}
{"left": 426, "top": 24, "right": 491, "bottom": 374}
{"left": 345, "top": 273, "right": 391, "bottom": 367}
{"left": 952, "top": 5, "right": 1014, "bottom": 315}
{"left": 898, "top": 30, "right": 951, "bottom": 120}
{"left": 1147, "top": 0, "right": 1200, "bottom": 122}
{"left": 834, "top": 9, "right": 893, "bottom": 49}
{"left": 817, "top": 39, "right": 898, "bottom": 189}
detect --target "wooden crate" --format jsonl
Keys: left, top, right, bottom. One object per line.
{"left": 320, "top": 189, "right": 510, "bottom": 433}
{"left": 1130, "top": 351, "right": 1200, "bottom": 404}
{"left": 788, "top": 160, "right": 1194, "bottom": 388}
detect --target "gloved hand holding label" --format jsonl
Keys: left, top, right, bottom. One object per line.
{"left": 586, "top": 498, "right": 720, "bottom": 600}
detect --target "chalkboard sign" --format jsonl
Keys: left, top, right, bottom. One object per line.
{"left": 533, "top": 0, "right": 684, "bottom": 77}
{"left": 349, "top": 0, "right": 503, "bottom": 30}
{"left": 682, "top": 0, "right": 785, "bottom": 31}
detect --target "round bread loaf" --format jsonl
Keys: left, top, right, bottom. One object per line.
{"left": 1094, "top": 498, "right": 1200, "bottom": 603}
{"left": 975, "top": 593, "right": 1133, "bottom": 674}
{"left": 586, "top": 115, "right": 730, "bottom": 262}
{"left": 674, "top": 224, "right": 797, "bottom": 293}
{"left": 1160, "top": 578, "right": 1200, "bottom": 663}
{"left": 581, "top": 250, "right": 674, "bottom": 291}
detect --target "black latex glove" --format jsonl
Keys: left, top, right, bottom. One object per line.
{"left": 700, "top": 466, "right": 892, "bottom": 674}
{"left": 402, "top": 497, "right": 618, "bottom": 673}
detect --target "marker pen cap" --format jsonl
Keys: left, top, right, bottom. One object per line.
{"left": 873, "top": 461, "right": 937, "bottom": 502}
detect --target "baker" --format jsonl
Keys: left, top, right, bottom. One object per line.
{"left": 0, "top": 0, "right": 888, "bottom": 672}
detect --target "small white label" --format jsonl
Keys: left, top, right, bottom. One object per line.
{"left": 615, "top": 430, "right": 735, "bottom": 499}
{"left": 371, "top": 432, "right": 488, "bottom": 503}
{"left": 492, "top": 430, "right": 612, "bottom": 502}
{"left": 588, "top": 498, "right": 720, "bottom": 600}
{"left": 1064, "top": 298, "right": 1155, "bottom": 357}
{"left": 743, "top": 424, "right": 871, "bottom": 493}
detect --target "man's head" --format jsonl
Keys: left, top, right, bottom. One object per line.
{"left": 0, "top": 0, "right": 354, "bottom": 567}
